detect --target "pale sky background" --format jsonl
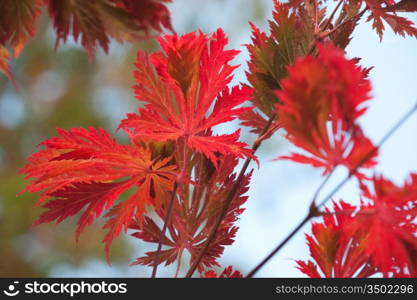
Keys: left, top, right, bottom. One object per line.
{"left": 42, "top": 0, "right": 417, "bottom": 277}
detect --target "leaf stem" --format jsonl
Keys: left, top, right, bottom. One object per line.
{"left": 322, "top": 0, "right": 344, "bottom": 32}
{"left": 309, "top": 168, "right": 335, "bottom": 214}
{"left": 245, "top": 102, "right": 417, "bottom": 277}
{"left": 151, "top": 141, "right": 188, "bottom": 277}
{"left": 151, "top": 181, "right": 178, "bottom": 278}
{"left": 320, "top": 6, "right": 368, "bottom": 39}
{"left": 184, "top": 114, "right": 276, "bottom": 277}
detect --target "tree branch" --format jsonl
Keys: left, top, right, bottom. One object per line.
{"left": 245, "top": 102, "right": 417, "bottom": 277}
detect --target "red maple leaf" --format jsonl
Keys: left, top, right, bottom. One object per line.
{"left": 364, "top": 0, "right": 417, "bottom": 40}
{"left": 297, "top": 201, "right": 377, "bottom": 278}
{"left": 345, "top": 174, "right": 417, "bottom": 276}
{"left": 119, "top": 29, "right": 254, "bottom": 167}
{"left": 115, "top": 0, "right": 173, "bottom": 33}
{"left": 19, "top": 127, "right": 176, "bottom": 259}
{"left": 276, "top": 42, "right": 377, "bottom": 178}
{"left": 46, "top": 0, "right": 173, "bottom": 59}
{"left": 202, "top": 266, "right": 243, "bottom": 278}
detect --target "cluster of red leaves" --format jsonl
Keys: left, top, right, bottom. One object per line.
{"left": 298, "top": 174, "right": 417, "bottom": 277}
{"left": 19, "top": 0, "right": 417, "bottom": 278}
{"left": 241, "top": 0, "right": 357, "bottom": 136}
{"left": 0, "top": 0, "right": 173, "bottom": 81}
{"left": 285, "top": 0, "right": 417, "bottom": 40}
{"left": 20, "top": 28, "right": 251, "bottom": 275}
{"left": 129, "top": 155, "right": 250, "bottom": 273}
{"left": 250, "top": 1, "right": 417, "bottom": 278}
{"left": 276, "top": 43, "right": 377, "bottom": 178}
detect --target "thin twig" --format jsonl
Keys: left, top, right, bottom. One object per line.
{"left": 184, "top": 114, "right": 276, "bottom": 278}
{"left": 308, "top": 5, "right": 368, "bottom": 55}
{"left": 151, "top": 181, "right": 178, "bottom": 278}
{"left": 309, "top": 168, "right": 335, "bottom": 213}
{"left": 246, "top": 102, "right": 417, "bottom": 277}
{"left": 321, "top": 0, "right": 344, "bottom": 32}
{"left": 152, "top": 141, "right": 188, "bottom": 277}
{"left": 320, "top": 6, "right": 368, "bottom": 39}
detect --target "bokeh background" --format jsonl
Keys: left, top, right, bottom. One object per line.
{"left": 0, "top": 0, "right": 416, "bottom": 277}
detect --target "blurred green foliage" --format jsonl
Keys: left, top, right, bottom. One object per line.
{"left": 0, "top": 12, "right": 156, "bottom": 277}
{"left": 0, "top": 0, "right": 269, "bottom": 277}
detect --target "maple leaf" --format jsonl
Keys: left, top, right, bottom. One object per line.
{"left": 202, "top": 266, "right": 243, "bottom": 278}
{"left": 276, "top": 42, "right": 377, "bottom": 177}
{"left": 0, "top": 0, "right": 43, "bottom": 56}
{"left": 0, "top": 0, "right": 43, "bottom": 80}
{"left": 19, "top": 127, "right": 176, "bottom": 258}
{"left": 46, "top": 0, "right": 173, "bottom": 59}
{"left": 345, "top": 174, "right": 417, "bottom": 277}
{"left": 130, "top": 155, "right": 251, "bottom": 272}
{"left": 242, "top": 1, "right": 323, "bottom": 134}
{"left": 297, "top": 201, "right": 378, "bottom": 278}
{"left": 120, "top": 29, "right": 254, "bottom": 167}
{"left": 365, "top": 0, "right": 417, "bottom": 40}
{"left": 115, "top": 0, "right": 173, "bottom": 33}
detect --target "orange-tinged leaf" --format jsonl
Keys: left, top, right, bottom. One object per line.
{"left": 20, "top": 127, "right": 176, "bottom": 259}
{"left": 0, "top": 0, "right": 43, "bottom": 81}
{"left": 0, "top": 0, "right": 43, "bottom": 56}
{"left": 0, "top": 45, "right": 13, "bottom": 82}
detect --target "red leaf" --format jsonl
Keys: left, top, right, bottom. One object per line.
{"left": 120, "top": 29, "right": 254, "bottom": 167}
{"left": 346, "top": 174, "right": 417, "bottom": 276}
{"left": 364, "top": 0, "right": 417, "bottom": 40}
{"left": 46, "top": 0, "right": 173, "bottom": 59}
{"left": 115, "top": 0, "right": 173, "bottom": 33}
{"left": 202, "top": 266, "right": 243, "bottom": 278}
{"left": 297, "top": 201, "right": 377, "bottom": 278}
{"left": 35, "top": 181, "right": 135, "bottom": 241}
{"left": 20, "top": 127, "right": 176, "bottom": 259}
{"left": 276, "top": 42, "right": 377, "bottom": 177}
